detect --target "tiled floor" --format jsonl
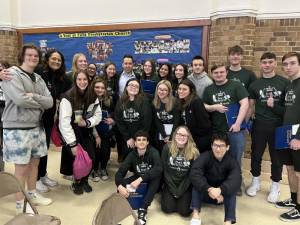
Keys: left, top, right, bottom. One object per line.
{"left": 0, "top": 147, "right": 292, "bottom": 225}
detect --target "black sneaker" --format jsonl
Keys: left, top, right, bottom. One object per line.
{"left": 138, "top": 208, "right": 147, "bottom": 225}
{"left": 276, "top": 198, "right": 296, "bottom": 209}
{"left": 81, "top": 180, "right": 93, "bottom": 193}
{"left": 280, "top": 208, "right": 300, "bottom": 222}
{"left": 71, "top": 182, "right": 83, "bottom": 195}
{"left": 237, "top": 187, "right": 243, "bottom": 196}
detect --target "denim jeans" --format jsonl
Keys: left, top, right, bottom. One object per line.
{"left": 190, "top": 187, "right": 237, "bottom": 224}
{"left": 228, "top": 130, "right": 246, "bottom": 167}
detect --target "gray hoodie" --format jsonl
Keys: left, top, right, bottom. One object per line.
{"left": 2, "top": 66, "right": 53, "bottom": 129}
{"left": 188, "top": 72, "right": 213, "bottom": 98}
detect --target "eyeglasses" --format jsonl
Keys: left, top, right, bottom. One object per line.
{"left": 176, "top": 132, "right": 188, "bottom": 138}
{"left": 128, "top": 83, "right": 139, "bottom": 88}
{"left": 212, "top": 143, "right": 227, "bottom": 149}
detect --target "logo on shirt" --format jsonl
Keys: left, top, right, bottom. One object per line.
{"left": 212, "top": 91, "right": 231, "bottom": 104}
{"left": 169, "top": 155, "right": 190, "bottom": 172}
{"left": 157, "top": 110, "right": 173, "bottom": 123}
{"left": 136, "top": 162, "right": 152, "bottom": 175}
{"left": 259, "top": 86, "right": 282, "bottom": 102}
{"left": 123, "top": 107, "right": 140, "bottom": 122}
{"left": 285, "top": 89, "right": 296, "bottom": 106}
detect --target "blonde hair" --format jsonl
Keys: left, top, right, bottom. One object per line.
{"left": 168, "top": 126, "right": 199, "bottom": 161}
{"left": 71, "top": 53, "right": 86, "bottom": 75}
{"left": 152, "top": 80, "right": 176, "bottom": 112}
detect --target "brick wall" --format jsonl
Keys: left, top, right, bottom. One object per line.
{"left": 253, "top": 18, "right": 300, "bottom": 77}
{"left": 209, "top": 17, "right": 300, "bottom": 76}
{"left": 0, "top": 29, "right": 18, "bottom": 66}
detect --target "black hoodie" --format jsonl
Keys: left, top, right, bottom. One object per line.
{"left": 115, "top": 146, "right": 162, "bottom": 187}
{"left": 115, "top": 95, "right": 152, "bottom": 141}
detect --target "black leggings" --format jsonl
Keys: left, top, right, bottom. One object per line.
{"left": 161, "top": 185, "right": 192, "bottom": 217}
{"left": 93, "top": 137, "right": 111, "bottom": 171}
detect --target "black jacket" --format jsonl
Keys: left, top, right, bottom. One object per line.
{"left": 190, "top": 151, "right": 241, "bottom": 196}
{"left": 181, "top": 98, "right": 211, "bottom": 138}
{"left": 35, "top": 66, "right": 72, "bottom": 129}
{"left": 115, "top": 146, "right": 162, "bottom": 187}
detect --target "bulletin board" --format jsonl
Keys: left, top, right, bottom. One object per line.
{"left": 18, "top": 20, "right": 210, "bottom": 72}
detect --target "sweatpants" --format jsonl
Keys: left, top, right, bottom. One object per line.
{"left": 250, "top": 120, "right": 282, "bottom": 182}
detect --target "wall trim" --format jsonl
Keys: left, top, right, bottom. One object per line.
{"left": 210, "top": 9, "right": 258, "bottom": 20}
{"left": 15, "top": 18, "right": 210, "bottom": 30}
{"left": 211, "top": 9, "right": 300, "bottom": 20}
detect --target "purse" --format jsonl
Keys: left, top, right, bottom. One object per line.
{"left": 73, "top": 144, "right": 92, "bottom": 180}
{"left": 50, "top": 122, "right": 62, "bottom": 147}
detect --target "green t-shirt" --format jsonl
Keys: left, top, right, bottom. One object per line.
{"left": 227, "top": 67, "right": 257, "bottom": 89}
{"left": 248, "top": 75, "right": 289, "bottom": 122}
{"left": 283, "top": 77, "right": 300, "bottom": 139}
{"left": 203, "top": 80, "right": 249, "bottom": 134}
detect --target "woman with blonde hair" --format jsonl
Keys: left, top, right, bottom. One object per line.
{"left": 66, "top": 53, "right": 88, "bottom": 80}
{"left": 161, "top": 125, "right": 199, "bottom": 217}
{"left": 152, "top": 80, "right": 180, "bottom": 153}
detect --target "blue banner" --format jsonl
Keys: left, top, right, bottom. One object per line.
{"left": 23, "top": 27, "right": 203, "bottom": 72}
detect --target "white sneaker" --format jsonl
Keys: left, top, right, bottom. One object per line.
{"left": 28, "top": 192, "right": 52, "bottom": 206}
{"left": 267, "top": 181, "right": 280, "bottom": 203}
{"left": 41, "top": 174, "right": 58, "bottom": 187}
{"left": 246, "top": 176, "right": 260, "bottom": 197}
{"left": 36, "top": 180, "right": 50, "bottom": 193}
{"left": 190, "top": 218, "right": 201, "bottom": 225}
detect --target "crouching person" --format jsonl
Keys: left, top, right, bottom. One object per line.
{"left": 190, "top": 134, "right": 241, "bottom": 225}
{"left": 161, "top": 126, "right": 199, "bottom": 217}
{"left": 115, "top": 130, "right": 162, "bottom": 225}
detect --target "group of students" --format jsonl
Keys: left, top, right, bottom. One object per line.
{"left": 115, "top": 128, "right": 240, "bottom": 225}
{"left": 0, "top": 43, "right": 300, "bottom": 225}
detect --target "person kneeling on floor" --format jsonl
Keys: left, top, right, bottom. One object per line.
{"left": 189, "top": 134, "right": 241, "bottom": 225}
{"left": 115, "top": 130, "right": 162, "bottom": 225}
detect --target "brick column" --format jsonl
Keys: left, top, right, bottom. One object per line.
{"left": 208, "top": 17, "right": 256, "bottom": 72}
{"left": 0, "top": 29, "right": 18, "bottom": 65}
{"left": 253, "top": 18, "right": 300, "bottom": 76}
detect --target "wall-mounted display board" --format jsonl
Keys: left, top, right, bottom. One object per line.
{"left": 18, "top": 20, "right": 210, "bottom": 72}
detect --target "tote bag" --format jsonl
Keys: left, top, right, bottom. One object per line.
{"left": 73, "top": 144, "right": 92, "bottom": 180}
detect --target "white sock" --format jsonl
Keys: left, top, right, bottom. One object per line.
{"left": 16, "top": 199, "right": 24, "bottom": 208}
{"left": 27, "top": 189, "right": 36, "bottom": 197}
